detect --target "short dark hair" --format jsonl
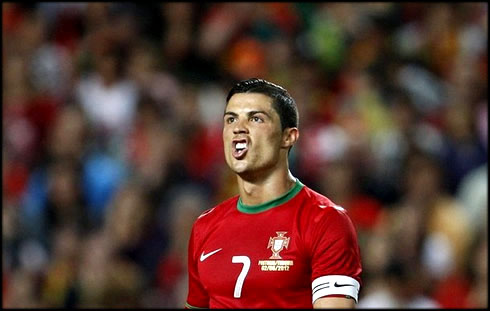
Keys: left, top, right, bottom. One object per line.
{"left": 226, "top": 78, "right": 298, "bottom": 131}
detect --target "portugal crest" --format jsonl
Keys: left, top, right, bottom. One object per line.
{"left": 268, "top": 231, "right": 290, "bottom": 259}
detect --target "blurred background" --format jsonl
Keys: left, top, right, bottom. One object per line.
{"left": 2, "top": 2, "right": 487, "bottom": 308}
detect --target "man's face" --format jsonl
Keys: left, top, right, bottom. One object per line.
{"left": 223, "top": 93, "right": 284, "bottom": 177}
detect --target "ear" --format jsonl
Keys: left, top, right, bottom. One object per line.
{"left": 281, "top": 127, "right": 299, "bottom": 149}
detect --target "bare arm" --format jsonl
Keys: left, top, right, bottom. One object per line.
{"left": 313, "top": 297, "right": 355, "bottom": 309}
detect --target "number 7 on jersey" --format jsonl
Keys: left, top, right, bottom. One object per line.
{"left": 232, "top": 256, "right": 250, "bottom": 298}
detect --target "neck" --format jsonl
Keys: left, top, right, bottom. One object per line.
{"left": 236, "top": 166, "right": 296, "bottom": 206}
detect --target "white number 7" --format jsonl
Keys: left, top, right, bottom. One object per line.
{"left": 232, "top": 256, "right": 250, "bottom": 298}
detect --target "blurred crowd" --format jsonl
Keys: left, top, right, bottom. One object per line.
{"left": 2, "top": 2, "right": 487, "bottom": 308}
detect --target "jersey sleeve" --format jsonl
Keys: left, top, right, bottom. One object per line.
{"left": 186, "top": 224, "right": 209, "bottom": 308}
{"left": 306, "top": 205, "right": 362, "bottom": 304}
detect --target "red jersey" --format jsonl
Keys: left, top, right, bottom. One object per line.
{"left": 186, "top": 179, "right": 362, "bottom": 308}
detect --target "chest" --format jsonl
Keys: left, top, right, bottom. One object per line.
{"left": 197, "top": 209, "right": 311, "bottom": 302}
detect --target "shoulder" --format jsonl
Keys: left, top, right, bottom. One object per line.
{"left": 301, "top": 185, "right": 348, "bottom": 217}
{"left": 299, "top": 187, "right": 361, "bottom": 258}
{"left": 190, "top": 195, "right": 239, "bottom": 245}
{"left": 193, "top": 195, "right": 239, "bottom": 227}
{"left": 297, "top": 185, "right": 355, "bottom": 236}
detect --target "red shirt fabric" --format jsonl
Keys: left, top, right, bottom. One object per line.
{"left": 186, "top": 179, "right": 362, "bottom": 308}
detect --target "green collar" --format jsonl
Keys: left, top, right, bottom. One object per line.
{"left": 237, "top": 179, "right": 304, "bottom": 214}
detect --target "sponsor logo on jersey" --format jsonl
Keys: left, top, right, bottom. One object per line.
{"left": 200, "top": 248, "right": 222, "bottom": 262}
{"left": 258, "top": 232, "right": 294, "bottom": 271}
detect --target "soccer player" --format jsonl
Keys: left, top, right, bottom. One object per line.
{"left": 186, "top": 78, "right": 362, "bottom": 308}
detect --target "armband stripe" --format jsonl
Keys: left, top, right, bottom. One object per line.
{"left": 312, "top": 283, "right": 330, "bottom": 294}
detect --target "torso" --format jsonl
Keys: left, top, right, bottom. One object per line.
{"left": 187, "top": 181, "right": 362, "bottom": 308}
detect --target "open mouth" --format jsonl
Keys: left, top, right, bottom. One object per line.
{"left": 232, "top": 139, "right": 248, "bottom": 159}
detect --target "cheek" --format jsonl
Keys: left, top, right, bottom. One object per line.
{"left": 268, "top": 126, "right": 283, "bottom": 143}
{"left": 257, "top": 129, "right": 282, "bottom": 150}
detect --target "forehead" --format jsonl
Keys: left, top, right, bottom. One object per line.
{"left": 226, "top": 93, "right": 275, "bottom": 113}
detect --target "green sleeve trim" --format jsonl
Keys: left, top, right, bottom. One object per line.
{"left": 185, "top": 302, "right": 207, "bottom": 309}
{"left": 237, "top": 178, "right": 304, "bottom": 214}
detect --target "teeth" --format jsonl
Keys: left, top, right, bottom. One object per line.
{"left": 236, "top": 142, "right": 247, "bottom": 149}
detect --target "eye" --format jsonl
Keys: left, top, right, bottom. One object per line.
{"left": 251, "top": 116, "right": 263, "bottom": 123}
{"left": 225, "top": 116, "right": 236, "bottom": 124}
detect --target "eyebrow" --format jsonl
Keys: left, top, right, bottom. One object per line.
{"left": 224, "top": 111, "right": 238, "bottom": 117}
{"left": 223, "top": 110, "right": 272, "bottom": 118}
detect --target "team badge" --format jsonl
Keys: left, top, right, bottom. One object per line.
{"left": 268, "top": 231, "right": 290, "bottom": 259}
{"left": 259, "top": 231, "right": 294, "bottom": 271}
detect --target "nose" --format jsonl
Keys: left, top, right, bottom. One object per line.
{"left": 233, "top": 118, "right": 249, "bottom": 135}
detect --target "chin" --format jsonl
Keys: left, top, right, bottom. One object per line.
{"left": 231, "top": 162, "right": 248, "bottom": 174}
